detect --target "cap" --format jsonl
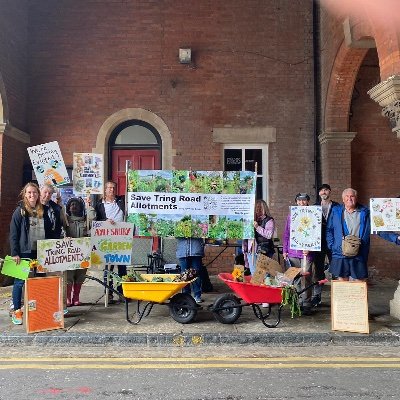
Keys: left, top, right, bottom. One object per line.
{"left": 295, "top": 193, "right": 310, "bottom": 202}
{"left": 318, "top": 183, "right": 331, "bottom": 192}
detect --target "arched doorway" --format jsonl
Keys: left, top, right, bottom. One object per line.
{"left": 109, "top": 119, "right": 162, "bottom": 196}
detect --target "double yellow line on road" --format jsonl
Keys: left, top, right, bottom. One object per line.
{"left": 1, "top": 357, "right": 400, "bottom": 369}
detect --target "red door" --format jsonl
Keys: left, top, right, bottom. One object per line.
{"left": 112, "top": 149, "right": 161, "bottom": 196}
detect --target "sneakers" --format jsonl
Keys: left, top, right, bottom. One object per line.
{"left": 11, "top": 309, "right": 23, "bottom": 325}
{"left": 195, "top": 298, "right": 204, "bottom": 304}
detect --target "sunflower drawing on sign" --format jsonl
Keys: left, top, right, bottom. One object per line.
{"left": 290, "top": 206, "right": 322, "bottom": 252}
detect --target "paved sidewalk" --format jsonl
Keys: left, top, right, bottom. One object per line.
{"left": 1, "top": 274, "right": 400, "bottom": 347}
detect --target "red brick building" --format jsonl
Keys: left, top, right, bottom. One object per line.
{"left": 0, "top": 1, "right": 399, "bottom": 281}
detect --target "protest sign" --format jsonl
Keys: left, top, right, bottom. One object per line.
{"left": 370, "top": 198, "right": 400, "bottom": 232}
{"left": 37, "top": 237, "right": 91, "bottom": 272}
{"left": 126, "top": 169, "right": 256, "bottom": 239}
{"left": 331, "top": 281, "right": 369, "bottom": 334}
{"left": 27, "top": 141, "right": 70, "bottom": 186}
{"left": 90, "top": 221, "right": 135, "bottom": 267}
{"left": 289, "top": 206, "right": 322, "bottom": 251}
{"left": 73, "top": 152, "right": 103, "bottom": 195}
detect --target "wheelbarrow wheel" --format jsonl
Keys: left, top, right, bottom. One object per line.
{"left": 212, "top": 293, "right": 242, "bottom": 324}
{"left": 169, "top": 293, "right": 197, "bottom": 324}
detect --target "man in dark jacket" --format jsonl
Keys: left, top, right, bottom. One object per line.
{"left": 312, "top": 184, "right": 339, "bottom": 306}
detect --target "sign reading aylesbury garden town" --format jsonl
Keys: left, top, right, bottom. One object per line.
{"left": 90, "top": 221, "right": 135, "bottom": 267}
{"left": 37, "top": 237, "right": 91, "bottom": 272}
{"left": 289, "top": 206, "right": 322, "bottom": 251}
{"left": 27, "top": 141, "right": 70, "bottom": 187}
{"left": 126, "top": 170, "right": 256, "bottom": 239}
{"left": 370, "top": 198, "right": 400, "bottom": 232}
{"left": 73, "top": 152, "right": 104, "bottom": 195}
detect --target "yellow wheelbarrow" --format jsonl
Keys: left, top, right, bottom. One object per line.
{"left": 121, "top": 274, "right": 198, "bottom": 324}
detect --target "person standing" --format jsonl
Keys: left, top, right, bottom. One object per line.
{"left": 9, "top": 183, "right": 51, "bottom": 325}
{"left": 242, "top": 199, "right": 275, "bottom": 276}
{"left": 312, "top": 183, "right": 339, "bottom": 306}
{"left": 176, "top": 238, "right": 204, "bottom": 303}
{"left": 40, "top": 183, "right": 63, "bottom": 240}
{"left": 326, "top": 188, "right": 370, "bottom": 281}
{"left": 93, "top": 180, "right": 126, "bottom": 301}
{"left": 65, "top": 197, "right": 94, "bottom": 306}
{"left": 282, "top": 193, "right": 314, "bottom": 315}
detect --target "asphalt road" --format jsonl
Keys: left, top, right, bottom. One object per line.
{"left": 1, "top": 346, "right": 400, "bottom": 399}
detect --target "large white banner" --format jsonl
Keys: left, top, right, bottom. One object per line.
{"left": 289, "top": 206, "right": 322, "bottom": 251}
{"left": 90, "top": 221, "right": 135, "bottom": 267}
{"left": 27, "top": 141, "right": 70, "bottom": 187}
{"left": 370, "top": 198, "right": 400, "bottom": 232}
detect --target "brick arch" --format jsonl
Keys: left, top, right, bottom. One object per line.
{"left": 324, "top": 41, "right": 369, "bottom": 132}
{"left": 93, "top": 108, "right": 173, "bottom": 177}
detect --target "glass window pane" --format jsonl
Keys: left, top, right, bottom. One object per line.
{"left": 256, "top": 177, "right": 263, "bottom": 200}
{"left": 224, "top": 149, "right": 242, "bottom": 171}
{"left": 115, "top": 125, "right": 158, "bottom": 145}
{"left": 245, "top": 149, "right": 262, "bottom": 173}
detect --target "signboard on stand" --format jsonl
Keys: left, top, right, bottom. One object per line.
{"left": 331, "top": 281, "right": 369, "bottom": 334}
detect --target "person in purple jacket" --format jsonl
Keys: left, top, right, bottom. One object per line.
{"left": 282, "top": 193, "right": 314, "bottom": 315}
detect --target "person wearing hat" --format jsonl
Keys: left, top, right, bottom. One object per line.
{"left": 312, "top": 184, "right": 339, "bottom": 306}
{"left": 282, "top": 192, "right": 314, "bottom": 315}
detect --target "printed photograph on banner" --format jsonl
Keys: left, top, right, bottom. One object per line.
{"left": 208, "top": 215, "right": 228, "bottom": 240}
{"left": 73, "top": 152, "right": 103, "bottom": 195}
{"left": 27, "top": 141, "right": 70, "bottom": 187}
{"left": 370, "top": 198, "right": 400, "bottom": 232}
{"left": 37, "top": 237, "right": 91, "bottom": 272}
{"left": 172, "top": 170, "right": 190, "bottom": 192}
{"left": 289, "top": 205, "right": 322, "bottom": 251}
{"left": 90, "top": 221, "right": 135, "bottom": 267}
{"left": 226, "top": 215, "right": 245, "bottom": 239}
{"left": 223, "top": 171, "right": 241, "bottom": 194}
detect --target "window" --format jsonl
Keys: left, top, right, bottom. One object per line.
{"left": 223, "top": 145, "right": 268, "bottom": 201}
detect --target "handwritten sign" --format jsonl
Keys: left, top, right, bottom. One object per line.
{"left": 331, "top": 281, "right": 369, "bottom": 334}
{"left": 73, "top": 152, "right": 104, "bottom": 195}
{"left": 37, "top": 237, "right": 91, "bottom": 272}
{"left": 370, "top": 198, "right": 400, "bottom": 232}
{"left": 126, "top": 169, "right": 256, "bottom": 239}
{"left": 90, "top": 221, "right": 135, "bottom": 267}
{"left": 27, "top": 141, "right": 70, "bottom": 187}
{"left": 289, "top": 206, "right": 322, "bottom": 251}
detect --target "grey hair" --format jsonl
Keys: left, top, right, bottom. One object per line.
{"left": 40, "top": 183, "right": 55, "bottom": 193}
{"left": 342, "top": 188, "right": 357, "bottom": 198}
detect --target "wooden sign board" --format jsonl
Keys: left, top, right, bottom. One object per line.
{"left": 250, "top": 254, "right": 283, "bottom": 284}
{"left": 25, "top": 276, "right": 64, "bottom": 334}
{"left": 331, "top": 281, "right": 369, "bottom": 334}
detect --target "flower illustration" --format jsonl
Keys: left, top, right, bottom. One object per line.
{"left": 90, "top": 252, "right": 102, "bottom": 266}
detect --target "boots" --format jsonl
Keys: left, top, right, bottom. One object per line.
{"left": 72, "top": 283, "right": 82, "bottom": 306}
{"left": 66, "top": 284, "right": 73, "bottom": 307}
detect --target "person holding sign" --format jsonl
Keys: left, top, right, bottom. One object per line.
{"left": 40, "top": 183, "right": 63, "bottom": 240}
{"left": 326, "top": 188, "right": 370, "bottom": 281}
{"left": 242, "top": 199, "right": 275, "bottom": 275}
{"left": 9, "top": 183, "right": 52, "bottom": 325}
{"left": 93, "top": 180, "right": 126, "bottom": 301}
{"left": 65, "top": 197, "right": 94, "bottom": 306}
{"left": 282, "top": 193, "right": 314, "bottom": 315}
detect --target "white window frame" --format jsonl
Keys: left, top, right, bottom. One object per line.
{"left": 223, "top": 144, "right": 269, "bottom": 202}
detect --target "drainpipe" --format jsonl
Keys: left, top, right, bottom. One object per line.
{"left": 312, "top": 0, "right": 321, "bottom": 202}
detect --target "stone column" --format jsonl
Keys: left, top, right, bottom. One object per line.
{"left": 318, "top": 131, "right": 357, "bottom": 195}
{"left": 368, "top": 75, "right": 400, "bottom": 138}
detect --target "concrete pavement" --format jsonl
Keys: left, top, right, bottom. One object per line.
{"left": 1, "top": 272, "right": 400, "bottom": 347}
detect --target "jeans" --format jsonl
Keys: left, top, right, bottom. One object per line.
{"left": 12, "top": 278, "right": 25, "bottom": 310}
{"left": 178, "top": 256, "right": 202, "bottom": 300}
{"left": 103, "top": 265, "right": 127, "bottom": 295}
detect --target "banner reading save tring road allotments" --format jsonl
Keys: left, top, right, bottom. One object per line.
{"left": 289, "top": 206, "right": 322, "bottom": 251}
{"left": 370, "top": 198, "right": 400, "bottom": 232}
{"left": 90, "top": 221, "right": 135, "bottom": 267}
{"left": 126, "top": 169, "right": 256, "bottom": 239}
{"left": 37, "top": 237, "right": 91, "bottom": 272}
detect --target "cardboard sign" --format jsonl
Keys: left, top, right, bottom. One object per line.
{"left": 283, "top": 266, "right": 301, "bottom": 282}
{"left": 331, "top": 281, "right": 369, "bottom": 334}
{"left": 250, "top": 254, "right": 283, "bottom": 284}
{"left": 25, "top": 276, "right": 64, "bottom": 333}
{"left": 27, "top": 141, "right": 70, "bottom": 187}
